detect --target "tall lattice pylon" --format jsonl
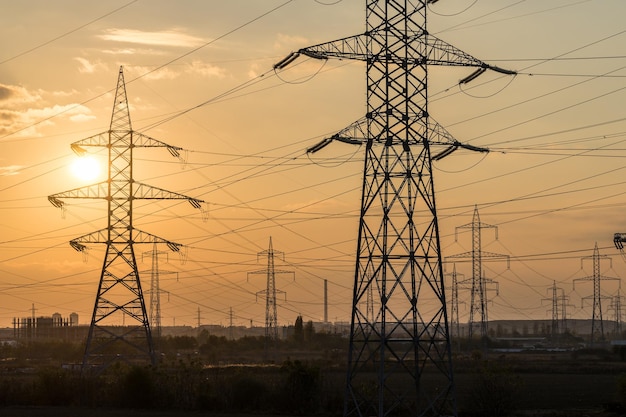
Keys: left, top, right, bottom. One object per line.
{"left": 609, "top": 290, "right": 624, "bottom": 336}
{"left": 142, "top": 242, "right": 176, "bottom": 342}
{"left": 49, "top": 67, "right": 203, "bottom": 370}
{"left": 573, "top": 243, "right": 620, "bottom": 345}
{"left": 274, "top": 2, "right": 515, "bottom": 415}
{"left": 248, "top": 237, "right": 293, "bottom": 342}
{"left": 446, "top": 264, "right": 466, "bottom": 339}
{"left": 542, "top": 281, "right": 564, "bottom": 337}
{"left": 448, "top": 206, "right": 508, "bottom": 339}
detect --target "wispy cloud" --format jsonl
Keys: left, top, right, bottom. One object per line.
{"left": 128, "top": 60, "right": 227, "bottom": 81}
{"left": 99, "top": 28, "right": 206, "bottom": 48}
{"left": 185, "top": 60, "right": 226, "bottom": 78}
{"left": 0, "top": 83, "right": 41, "bottom": 105}
{"left": 0, "top": 83, "right": 94, "bottom": 137}
{"left": 0, "top": 165, "right": 24, "bottom": 176}
{"left": 274, "top": 33, "right": 309, "bottom": 51}
{"left": 74, "top": 57, "right": 107, "bottom": 74}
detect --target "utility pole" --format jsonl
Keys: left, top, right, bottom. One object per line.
{"left": 448, "top": 206, "right": 508, "bottom": 339}
{"left": 324, "top": 279, "right": 328, "bottom": 324}
{"left": 48, "top": 67, "right": 203, "bottom": 370}
{"left": 248, "top": 237, "right": 293, "bottom": 343}
{"left": 574, "top": 243, "right": 620, "bottom": 346}
{"left": 273, "top": 2, "right": 515, "bottom": 415}
{"left": 229, "top": 307, "right": 234, "bottom": 340}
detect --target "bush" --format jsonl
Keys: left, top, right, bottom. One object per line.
{"left": 279, "top": 360, "right": 321, "bottom": 415}
{"left": 464, "top": 363, "right": 522, "bottom": 417}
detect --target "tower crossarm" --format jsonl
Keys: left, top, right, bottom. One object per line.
{"left": 70, "top": 133, "right": 109, "bottom": 155}
{"left": 68, "top": 228, "right": 182, "bottom": 253}
{"left": 307, "top": 116, "right": 488, "bottom": 157}
{"left": 48, "top": 182, "right": 109, "bottom": 208}
{"left": 614, "top": 233, "right": 626, "bottom": 250}
{"left": 275, "top": 32, "right": 515, "bottom": 78}
{"left": 71, "top": 132, "right": 183, "bottom": 158}
{"left": 133, "top": 182, "right": 204, "bottom": 208}
{"left": 256, "top": 288, "right": 287, "bottom": 300}
{"left": 132, "top": 132, "right": 184, "bottom": 157}
{"left": 133, "top": 229, "right": 183, "bottom": 252}
{"left": 247, "top": 269, "right": 294, "bottom": 278}
{"left": 481, "top": 251, "right": 511, "bottom": 268}
{"left": 69, "top": 229, "right": 109, "bottom": 252}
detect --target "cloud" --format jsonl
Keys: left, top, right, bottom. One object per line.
{"left": 0, "top": 85, "right": 94, "bottom": 137}
{"left": 101, "top": 47, "right": 161, "bottom": 56}
{"left": 127, "top": 60, "right": 227, "bottom": 81}
{"left": 99, "top": 28, "right": 206, "bottom": 48}
{"left": 248, "top": 63, "right": 261, "bottom": 79}
{"left": 185, "top": 60, "right": 226, "bottom": 78}
{"left": 0, "top": 83, "right": 41, "bottom": 105}
{"left": 74, "top": 57, "right": 107, "bottom": 74}
{"left": 274, "top": 33, "right": 309, "bottom": 51}
{"left": 0, "top": 165, "right": 23, "bottom": 176}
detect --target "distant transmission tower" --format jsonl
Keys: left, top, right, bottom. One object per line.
{"left": 273, "top": 1, "right": 515, "bottom": 415}
{"left": 49, "top": 67, "right": 203, "bottom": 370}
{"left": 446, "top": 264, "right": 466, "bottom": 339}
{"left": 573, "top": 243, "right": 620, "bottom": 345}
{"left": 609, "top": 289, "right": 624, "bottom": 336}
{"left": 448, "top": 206, "right": 508, "bottom": 339}
{"left": 542, "top": 281, "right": 564, "bottom": 337}
{"left": 142, "top": 242, "right": 176, "bottom": 341}
{"left": 561, "top": 291, "right": 574, "bottom": 334}
{"left": 248, "top": 237, "right": 293, "bottom": 342}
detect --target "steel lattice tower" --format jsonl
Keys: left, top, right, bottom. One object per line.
{"left": 574, "top": 243, "right": 620, "bottom": 345}
{"left": 609, "top": 290, "right": 623, "bottom": 335}
{"left": 143, "top": 242, "right": 176, "bottom": 341}
{"left": 49, "top": 67, "right": 203, "bottom": 370}
{"left": 248, "top": 237, "right": 293, "bottom": 341}
{"left": 448, "top": 206, "right": 507, "bottom": 339}
{"left": 542, "top": 281, "right": 563, "bottom": 337}
{"left": 274, "top": 1, "right": 515, "bottom": 416}
{"left": 447, "top": 264, "right": 466, "bottom": 339}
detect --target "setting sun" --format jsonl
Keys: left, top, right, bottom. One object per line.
{"left": 70, "top": 155, "right": 101, "bottom": 181}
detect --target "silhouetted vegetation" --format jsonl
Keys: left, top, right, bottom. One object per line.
{"left": 3, "top": 328, "right": 626, "bottom": 415}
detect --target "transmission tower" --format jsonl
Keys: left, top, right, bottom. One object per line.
{"left": 142, "top": 243, "right": 176, "bottom": 341}
{"left": 448, "top": 206, "right": 508, "bottom": 339}
{"left": 573, "top": 243, "right": 620, "bottom": 345}
{"left": 608, "top": 289, "right": 624, "bottom": 336}
{"left": 48, "top": 67, "right": 203, "bottom": 370}
{"left": 542, "top": 281, "right": 564, "bottom": 337}
{"left": 273, "top": 2, "right": 515, "bottom": 415}
{"left": 248, "top": 237, "right": 293, "bottom": 342}
{"left": 445, "top": 264, "right": 466, "bottom": 339}
{"left": 560, "top": 291, "right": 575, "bottom": 334}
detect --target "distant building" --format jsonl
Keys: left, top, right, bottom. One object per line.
{"left": 12, "top": 313, "right": 86, "bottom": 341}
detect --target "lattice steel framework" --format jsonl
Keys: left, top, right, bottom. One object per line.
{"left": 542, "top": 281, "right": 564, "bottom": 337}
{"left": 448, "top": 206, "right": 507, "bottom": 339}
{"left": 49, "top": 67, "right": 203, "bottom": 370}
{"left": 248, "top": 237, "right": 293, "bottom": 341}
{"left": 274, "top": 1, "right": 515, "bottom": 416}
{"left": 143, "top": 242, "right": 176, "bottom": 341}
{"left": 574, "top": 243, "right": 620, "bottom": 345}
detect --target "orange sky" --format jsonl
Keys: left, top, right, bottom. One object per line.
{"left": 1, "top": 0, "right": 626, "bottom": 330}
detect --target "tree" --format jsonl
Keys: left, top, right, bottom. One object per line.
{"left": 304, "top": 320, "right": 315, "bottom": 342}
{"left": 294, "top": 315, "right": 304, "bottom": 344}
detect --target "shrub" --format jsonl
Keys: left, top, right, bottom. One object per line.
{"left": 465, "top": 363, "right": 522, "bottom": 417}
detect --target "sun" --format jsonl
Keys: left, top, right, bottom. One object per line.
{"left": 70, "top": 156, "right": 101, "bottom": 181}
